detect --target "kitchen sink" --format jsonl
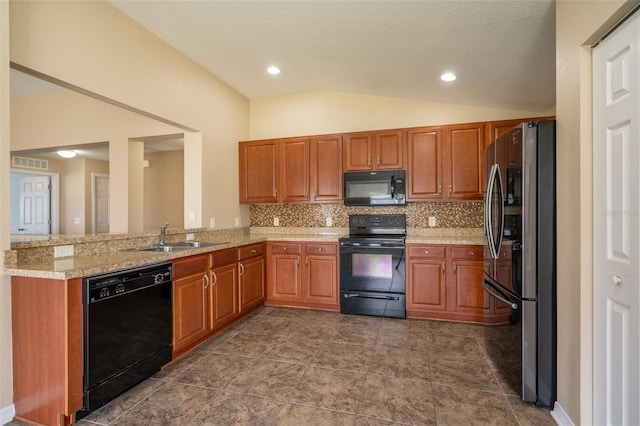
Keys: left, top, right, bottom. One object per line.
{"left": 130, "top": 241, "right": 228, "bottom": 252}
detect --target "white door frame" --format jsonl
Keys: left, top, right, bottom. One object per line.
{"left": 10, "top": 169, "right": 60, "bottom": 235}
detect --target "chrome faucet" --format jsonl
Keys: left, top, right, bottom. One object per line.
{"left": 159, "top": 223, "right": 170, "bottom": 246}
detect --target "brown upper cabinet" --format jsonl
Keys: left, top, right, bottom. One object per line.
{"left": 240, "top": 135, "right": 342, "bottom": 204}
{"left": 310, "top": 134, "right": 343, "bottom": 202}
{"left": 343, "top": 129, "right": 403, "bottom": 171}
{"left": 239, "top": 139, "right": 278, "bottom": 203}
{"left": 279, "top": 137, "right": 310, "bottom": 202}
{"left": 444, "top": 122, "right": 486, "bottom": 200}
{"left": 407, "top": 123, "right": 485, "bottom": 201}
{"left": 406, "top": 126, "right": 444, "bottom": 200}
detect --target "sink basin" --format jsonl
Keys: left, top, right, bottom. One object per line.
{"left": 173, "top": 241, "right": 228, "bottom": 248}
{"left": 131, "top": 241, "right": 228, "bottom": 252}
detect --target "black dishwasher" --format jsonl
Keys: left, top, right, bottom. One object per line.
{"left": 81, "top": 262, "right": 172, "bottom": 414}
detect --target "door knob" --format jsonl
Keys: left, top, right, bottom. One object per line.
{"left": 611, "top": 275, "right": 623, "bottom": 286}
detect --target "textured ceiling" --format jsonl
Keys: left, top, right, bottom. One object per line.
{"left": 109, "top": 0, "right": 556, "bottom": 112}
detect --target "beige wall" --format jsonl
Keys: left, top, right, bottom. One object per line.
{"left": 9, "top": 0, "right": 250, "bottom": 230}
{"left": 555, "top": 1, "right": 634, "bottom": 424}
{"left": 250, "top": 90, "right": 555, "bottom": 139}
{"left": 11, "top": 90, "right": 187, "bottom": 232}
{"left": 143, "top": 150, "right": 184, "bottom": 231}
{"left": 0, "top": 0, "right": 12, "bottom": 415}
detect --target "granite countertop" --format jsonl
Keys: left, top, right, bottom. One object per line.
{"left": 5, "top": 227, "right": 488, "bottom": 280}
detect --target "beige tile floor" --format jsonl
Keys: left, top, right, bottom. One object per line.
{"left": 10, "top": 306, "right": 557, "bottom": 425}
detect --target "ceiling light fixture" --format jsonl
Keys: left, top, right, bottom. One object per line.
{"left": 267, "top": 66, "right": 281, "bottom": 75}
{"left": 57, "top": 150, "right": 77, "bottom": 158}
{"left": 440, "top": 72, "right": 457, "bottom": 82}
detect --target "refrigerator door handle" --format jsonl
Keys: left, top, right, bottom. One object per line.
{"left": 485, "top": 164, "right": 505, "bottom": 259}
{"left": 484, "top": 165, "right": 496, "bottom": 256}
{"left": 483, "top": 279, "right": 518, "bottom": 309}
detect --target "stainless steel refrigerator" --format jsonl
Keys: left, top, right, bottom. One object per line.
{"left": 483, "top": 120, "right": 556, "bottom": 407}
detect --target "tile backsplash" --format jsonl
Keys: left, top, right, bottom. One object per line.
{"left": 250, "top": 202, "right": 483, "bottom": 228}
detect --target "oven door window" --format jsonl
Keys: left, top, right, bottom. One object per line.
{"left": 340, "top": 246, "right": 405, "bottom": 293}
{"left": 353, "top": 253, "right": 393, "bottom": 278}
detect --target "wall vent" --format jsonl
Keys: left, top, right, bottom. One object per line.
{"left": 12, "top": 156, "right": 49, "bottom": 171}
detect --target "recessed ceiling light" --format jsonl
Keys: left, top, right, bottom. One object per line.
{"left": 440, "top": 72, "right": 457, "bottom": 82}
{"left": 57, "top": 150, "right": 77, "bottom": 158}
{"left": 267, "top": 66, "right": 281, "bottom": 75}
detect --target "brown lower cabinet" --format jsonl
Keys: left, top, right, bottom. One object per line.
{"left": 266, "top": 241, "right": 339, "bottom": 311}
{"left": 172, "top": 243, "right": 266, "bottom": 357}
{"left": 11, "top": 276, "right": 84, "bottom": 426}
{"left": 407, "top": 244, "right": 510, "bottom": 324}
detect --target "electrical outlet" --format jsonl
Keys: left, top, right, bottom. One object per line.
{"left": 235, "top": 217, "right": 240, "bottom": 227}
{"left": 74, "top": 217, "right": 80, "bottom": 224}
{"left": 54, "top": 245, "right": 74, "bottom": 258}
{"left": 325, "top": 217, "right": 332, "bottom": 227}
{"left": 210, "top": 217, "right": 216, "bottom": 228}
{"left": 428, "top": 216, "right": 436, "bottom": 227}
{"left": 189, "top": 211, "right": 196, "bottom": 221}
{"left": 186, "top": 233, "right": 195, "bottom": 241}
{"left": 273, "top": 217, "right": 280, "bottom": 226}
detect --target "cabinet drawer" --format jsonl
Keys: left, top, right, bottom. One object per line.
{"left": 305, "top": 243, "right": 337, "bottom": 255}
{"left": 271, "top": 242, "right": 302, "bottom": 254}
{"left": 449, "top": 246, "right": 482, "bottom": 260}
{"left": 407, "top": 245, "right": 445, "bottom": 258}
{"left": 238, "top": 243, "right": 265, "bottom": 260}
{"left": 483, "top": 246, "right": 512, "bottom": 260}
{"left": 211, "top": 248, "right": 237, "bottom": 267}
{"left": 173, "top": 254, "right": 209, "bottom": 278}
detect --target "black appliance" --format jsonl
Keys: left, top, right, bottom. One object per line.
{"left": 81, "top": 262, "right": 173, "bottom": 414}
{"left": 483, "top": 120, "right": 556, "bottom": 407}
{"left": 343, "top": 170, "right": 406, "bottom": 206}
{"left": 339, "top": 214, "right": 406, "bottom": 318}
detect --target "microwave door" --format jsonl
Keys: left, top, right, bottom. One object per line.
{"left": 484, "top": 164, "right": 505, "bottom": 260}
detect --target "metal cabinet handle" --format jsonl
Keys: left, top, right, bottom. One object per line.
{"left": 297, "top": 257, "right": 300, "bottom": 267}
{"left": 203, "top": 273, "right": 210, "bottom": 289}
{"left": 438, "top": 185, "right": 442, "bottom": 196}
{"left": 453, "top": 261, "right": 457, "bottom": 273}
{"left": 283, "top": 247, "right": 287, "bottom": 251}
{"left": 318, "top": 247, "right": 323, "bottom": 252}
{"left": 425, "top": 250, "right": 429, "bottom": 254}
{"left": 442, "top": 261, "right": 445, "bottom": 274}
{"left": 251, "top": 249, "right": 257, "bottom": 254}
{"left": 211, "top": 271, "right": 217, "bottom": 287}
{"left": 239, "top": 263, "right": 245, "bottom": 276}
{"left": 470, "top": 251, "right": 475, "bottom": 256}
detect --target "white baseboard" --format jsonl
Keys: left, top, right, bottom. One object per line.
{"left": 551, "top": 401, "right": 575, "bottom": 426}
{"left": 0, "top": 404, "right": 15, "bottom": 426}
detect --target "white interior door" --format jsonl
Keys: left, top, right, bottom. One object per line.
{"left": 93, "top": 174, "right": 110, "bottom": 234}
{"left": 593, "top": 11, "right": 640, "bottom": 426}
{"left": 17, "top": 175, "right": 51, "bottom": 234}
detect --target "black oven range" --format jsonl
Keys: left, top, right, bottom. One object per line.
{"left": 339, "top": 214, "right": 406, "bottom": 318}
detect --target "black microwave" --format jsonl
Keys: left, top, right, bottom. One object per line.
{"left": 343, "top": 170, "right": 406, "bottom": 206}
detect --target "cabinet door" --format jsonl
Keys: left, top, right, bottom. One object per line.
{"left": 173, "top": 272, "right": 208, "bottom": 352}
{"left": 210, "top": 263, "right": 239, "bottom": 330}
{"left": 407, "top": 259, "right": 447, "bottom": 312}
{"left": 279, "top": 137, "right": 310, "bottom": 202}
{"left": 344, "top": 132, "right": 373, "bottom": 171}
{"left": 269, "top": 254, "right": 302, "bottom": 301}
{"left": 488, "top": 118, "right": 525, "bottom": 147}
{"left": 239, "top": 255, "right": 265, "bottom": 312}
{"left": 304, "top": 254, "right": 338, "bottom": 304}
{"left": 406, "top": 127, "right": 443, "bottom": 200}
{"left": 450, "top": 259, "right": 488, "bottom": 316}
{"left": 445, "top": 123, "right": 485, "bottom": 200}
{"left": 374, "top": 130, "right": 403, "bottom": 169}
{"left": 239, "top": 139, "right": 278, "bottom": 203}
{"left": 310, "top": 135, "right": 343, "bottom": 202}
